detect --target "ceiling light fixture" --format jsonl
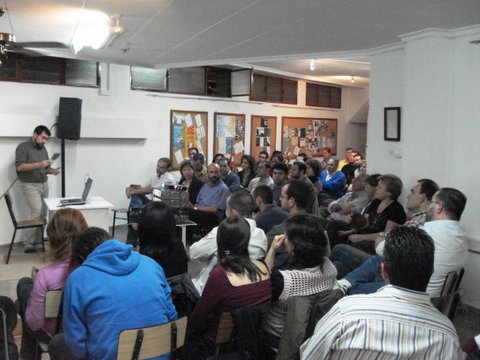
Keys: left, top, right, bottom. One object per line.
{"left": 309, "top": 59, "right": 315, "bottom": 71}
{"left": 110, "top": 15, "right": 125, "bottom": 34}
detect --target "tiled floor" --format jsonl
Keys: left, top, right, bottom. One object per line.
{"left": 1, "top": 224, "right": 479, "bottom": 355}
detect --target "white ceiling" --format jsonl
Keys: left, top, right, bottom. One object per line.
{"left": 1, "top": 0, "right": 479, "bottom": 87}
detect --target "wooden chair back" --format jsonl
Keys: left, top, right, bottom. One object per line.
{"left": 431, "top": 268, "right": 465, "bottom": 320}
{"left": 117, "top": 316, "right": 187, "bottom": 360}
{"left": 440, "top": 268, "right": 464, "bottom": 296}
{"left": 44, "top": 290, "right": 64, "bottom": 319}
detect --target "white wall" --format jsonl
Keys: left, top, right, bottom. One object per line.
{"left": 0, "top": 66, "right": 368, "bottom": 246}
{"left": 367, "top": 25, "right": 480, "bottom": 308}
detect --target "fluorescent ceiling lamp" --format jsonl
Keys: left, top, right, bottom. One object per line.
{"left": 70, "top": 9, "right": 110, "bottom": 53}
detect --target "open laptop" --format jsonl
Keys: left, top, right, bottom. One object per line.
{"left": 60, "top": 178, "right": 93, "bottom": 206}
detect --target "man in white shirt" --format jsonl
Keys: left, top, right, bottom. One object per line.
{"left": 301, "top": 226, "right": 463, "bottom": 360}
{"left": 125, "top": 157, "right": 175, "bottom": 204}
{"left": 125, "top": 157, "right": 175, "bottom": 245}
{"left": 247, "top": 160, "right": 273, "bottom": 192}
{"left": 189, "top": 190, "right": 267, "bottom": 294}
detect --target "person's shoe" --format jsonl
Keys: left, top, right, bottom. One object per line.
{"left": 334, "top": 279, "right": 352, "bottom": 296}
{"left": 24, "top": 244, "right": 35, "bottom": 253}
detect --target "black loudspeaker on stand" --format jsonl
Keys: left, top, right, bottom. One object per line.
{"left": 57, "top": 97, "right": 83, "bottom": 197}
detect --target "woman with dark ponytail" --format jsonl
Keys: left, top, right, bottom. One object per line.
{"left": 186, "top": 216, "right": 272, "bottom": 358}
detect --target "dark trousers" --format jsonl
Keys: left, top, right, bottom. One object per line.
{"left": 16, "top": 277, "right": 52, "bottom": 360}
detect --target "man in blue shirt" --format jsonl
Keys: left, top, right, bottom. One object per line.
{"left": 188, "top": 163, "right": 230, "bottom": 233}
{"left": 219, "top": 157, "right": 241, "bottom": 192}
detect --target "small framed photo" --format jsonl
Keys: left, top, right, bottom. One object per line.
{"left": 384, "top": 107, "right": 401, "bottom": 141}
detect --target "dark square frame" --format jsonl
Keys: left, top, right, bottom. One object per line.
{"left": 384, "top": 107, "right": 401, "bottom": 141}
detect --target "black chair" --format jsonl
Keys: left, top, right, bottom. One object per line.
{"left": 4, "top": 191, "right": 45, "bottom": 264}
{"left": 111, "top": 207, "right": 129, "bottom": 238}
{"left": 0, "top": 296, "right": 18, "bottom": 360}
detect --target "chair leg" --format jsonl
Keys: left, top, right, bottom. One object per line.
{"left": 41, "top": 225, "right": 45, "bottom": 253}
{"left": 6, "top": 229, "right": 17, "bottom": 264}
{"left": 112, "top": 210, "right": 117, "bottom": 237}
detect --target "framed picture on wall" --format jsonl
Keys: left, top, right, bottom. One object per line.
{"left": 250, "top": 115, "right": 277, "bottom": 160}
{"left": 282, "top": 117, "right": 337, "bottom": 158}
{"left": 214, "top": 112, "right": 246, "bottom": 166}
{"left": 384, "top": 107, "right": 401, "bottom": 141}
{"left": 170, "top": 110, "right": 208, "bottom": 169}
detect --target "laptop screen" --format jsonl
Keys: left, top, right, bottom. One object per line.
{"left": 82, "top": 178, "right": 93, "bottom": 201}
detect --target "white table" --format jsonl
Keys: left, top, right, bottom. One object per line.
{"left": 44, "top": 196, "right": 113, "bottom": 232}
{"left": 176, "top": 220, "right": 197, "bottom": 249}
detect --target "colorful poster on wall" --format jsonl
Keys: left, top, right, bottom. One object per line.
{"left": 214, "top": 112, "right": 246, "bottom": 166}
{"left": 282, "top": 117, "right": 337, "bottom": 157}
{"left": 170, "top": 110, "right": 208, "bottom": 169}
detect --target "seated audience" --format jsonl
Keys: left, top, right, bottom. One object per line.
{"left": 187, "top": 147, "right": 199, "bottom": 160}
{"left": 318, "top": 158, "right": 346, "bottom": 213}
{"left": 266, "top": 181, "right": 316, "bottom": 269}
{"left": 341, "top": 150, "right": 358, "bottom": 187}
{"left": 125, "top": 157, "right": 175, "bottom": 208}
{"left": 253, "top": 185, "right": 289, "bottom": 234}
{"left": 326, "top": 174, "right": 375, "bottom": 247}
{"left": 333, "top": 174, "right": 406, "bottom": 256}
{"left": 258, "top": 150, "right": 269, "bottom": 162}
{"left": 291, "top": 160, "right": 320, "bottom": 214}
{"left": 270, "top": 151, "right": 285, "bottom": 166}
{"left": 270, "top": 162, "right": 289, "bottom": 206}
{"left": 238, "top": 154, "right": 256, "bottom": 188}
{"left": 138, "top": 202, "right": 188, "bottom": 278}
{"left": 301, "top": 226, "right": 463, "bottom": 359}
{"left": 218, "top": 157, "right": 241, "bottom": 192}
{"left": 190, "top": 190, "right": 267, "bottom": 294}
{"left": 179, "top": 160, "right": 204, "bottom": 205}
{"left": 335, "top": 178, "right": 439, "bottom": 295}
{"left": 192, "top": 153, "right": 208, "bottom": 183}
{"left": 247, "top": 160, "right": 273, "bottom": 191}
{"left": 125, "top": 157, "right": 175, "bottom": 244}
{"left": 306, "top": 158, "right": 323, "bottom": 194}
{"left": 187, "top": 163, "right": 230, "bottom": 233}
{"left": 338, "top": 147, "right": 353, "bottom": 171}
{"left": 213, "top": 153, "right": 224, "bottom": 164}
{"left": 17, "top": 208, "right": 87, "bottom": 360}
{"left": 320, "top": 147, "right": 332, "bottom": 169}
{"left": 185, "top": 217, "right": 271, "bottom": 359}
{"left": 53, "top": 227, "right": 177, "bottom": 359}
{"left": 264, "top": 214, "right": 337, "bottom": 348}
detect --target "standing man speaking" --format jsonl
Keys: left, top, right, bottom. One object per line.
{"left": 15, "top": 125, "right": 61, "bottom": 253}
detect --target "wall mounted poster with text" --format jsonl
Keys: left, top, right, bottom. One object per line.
{"left": 250, "top": 115, "right": 277, "bottom": 160}
{"left": 214, "top": 112, "right": 246, "bottom": 166}
{"left": 170, "top": 110, "right": 208, "bottom": 169}
{"left": 282, "top": 117, "right": 337, "bottom": 157}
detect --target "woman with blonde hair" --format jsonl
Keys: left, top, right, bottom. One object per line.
{"left": 16, "top": 208, "right": 88, "bottom": 359}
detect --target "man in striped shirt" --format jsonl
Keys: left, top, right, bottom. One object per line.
{"left": 300, "top": 226, "right": 463, "bottom": 360}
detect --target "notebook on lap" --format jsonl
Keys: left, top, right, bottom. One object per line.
{"left": 60, "top": 178, "right": 93, "bottom": 206}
